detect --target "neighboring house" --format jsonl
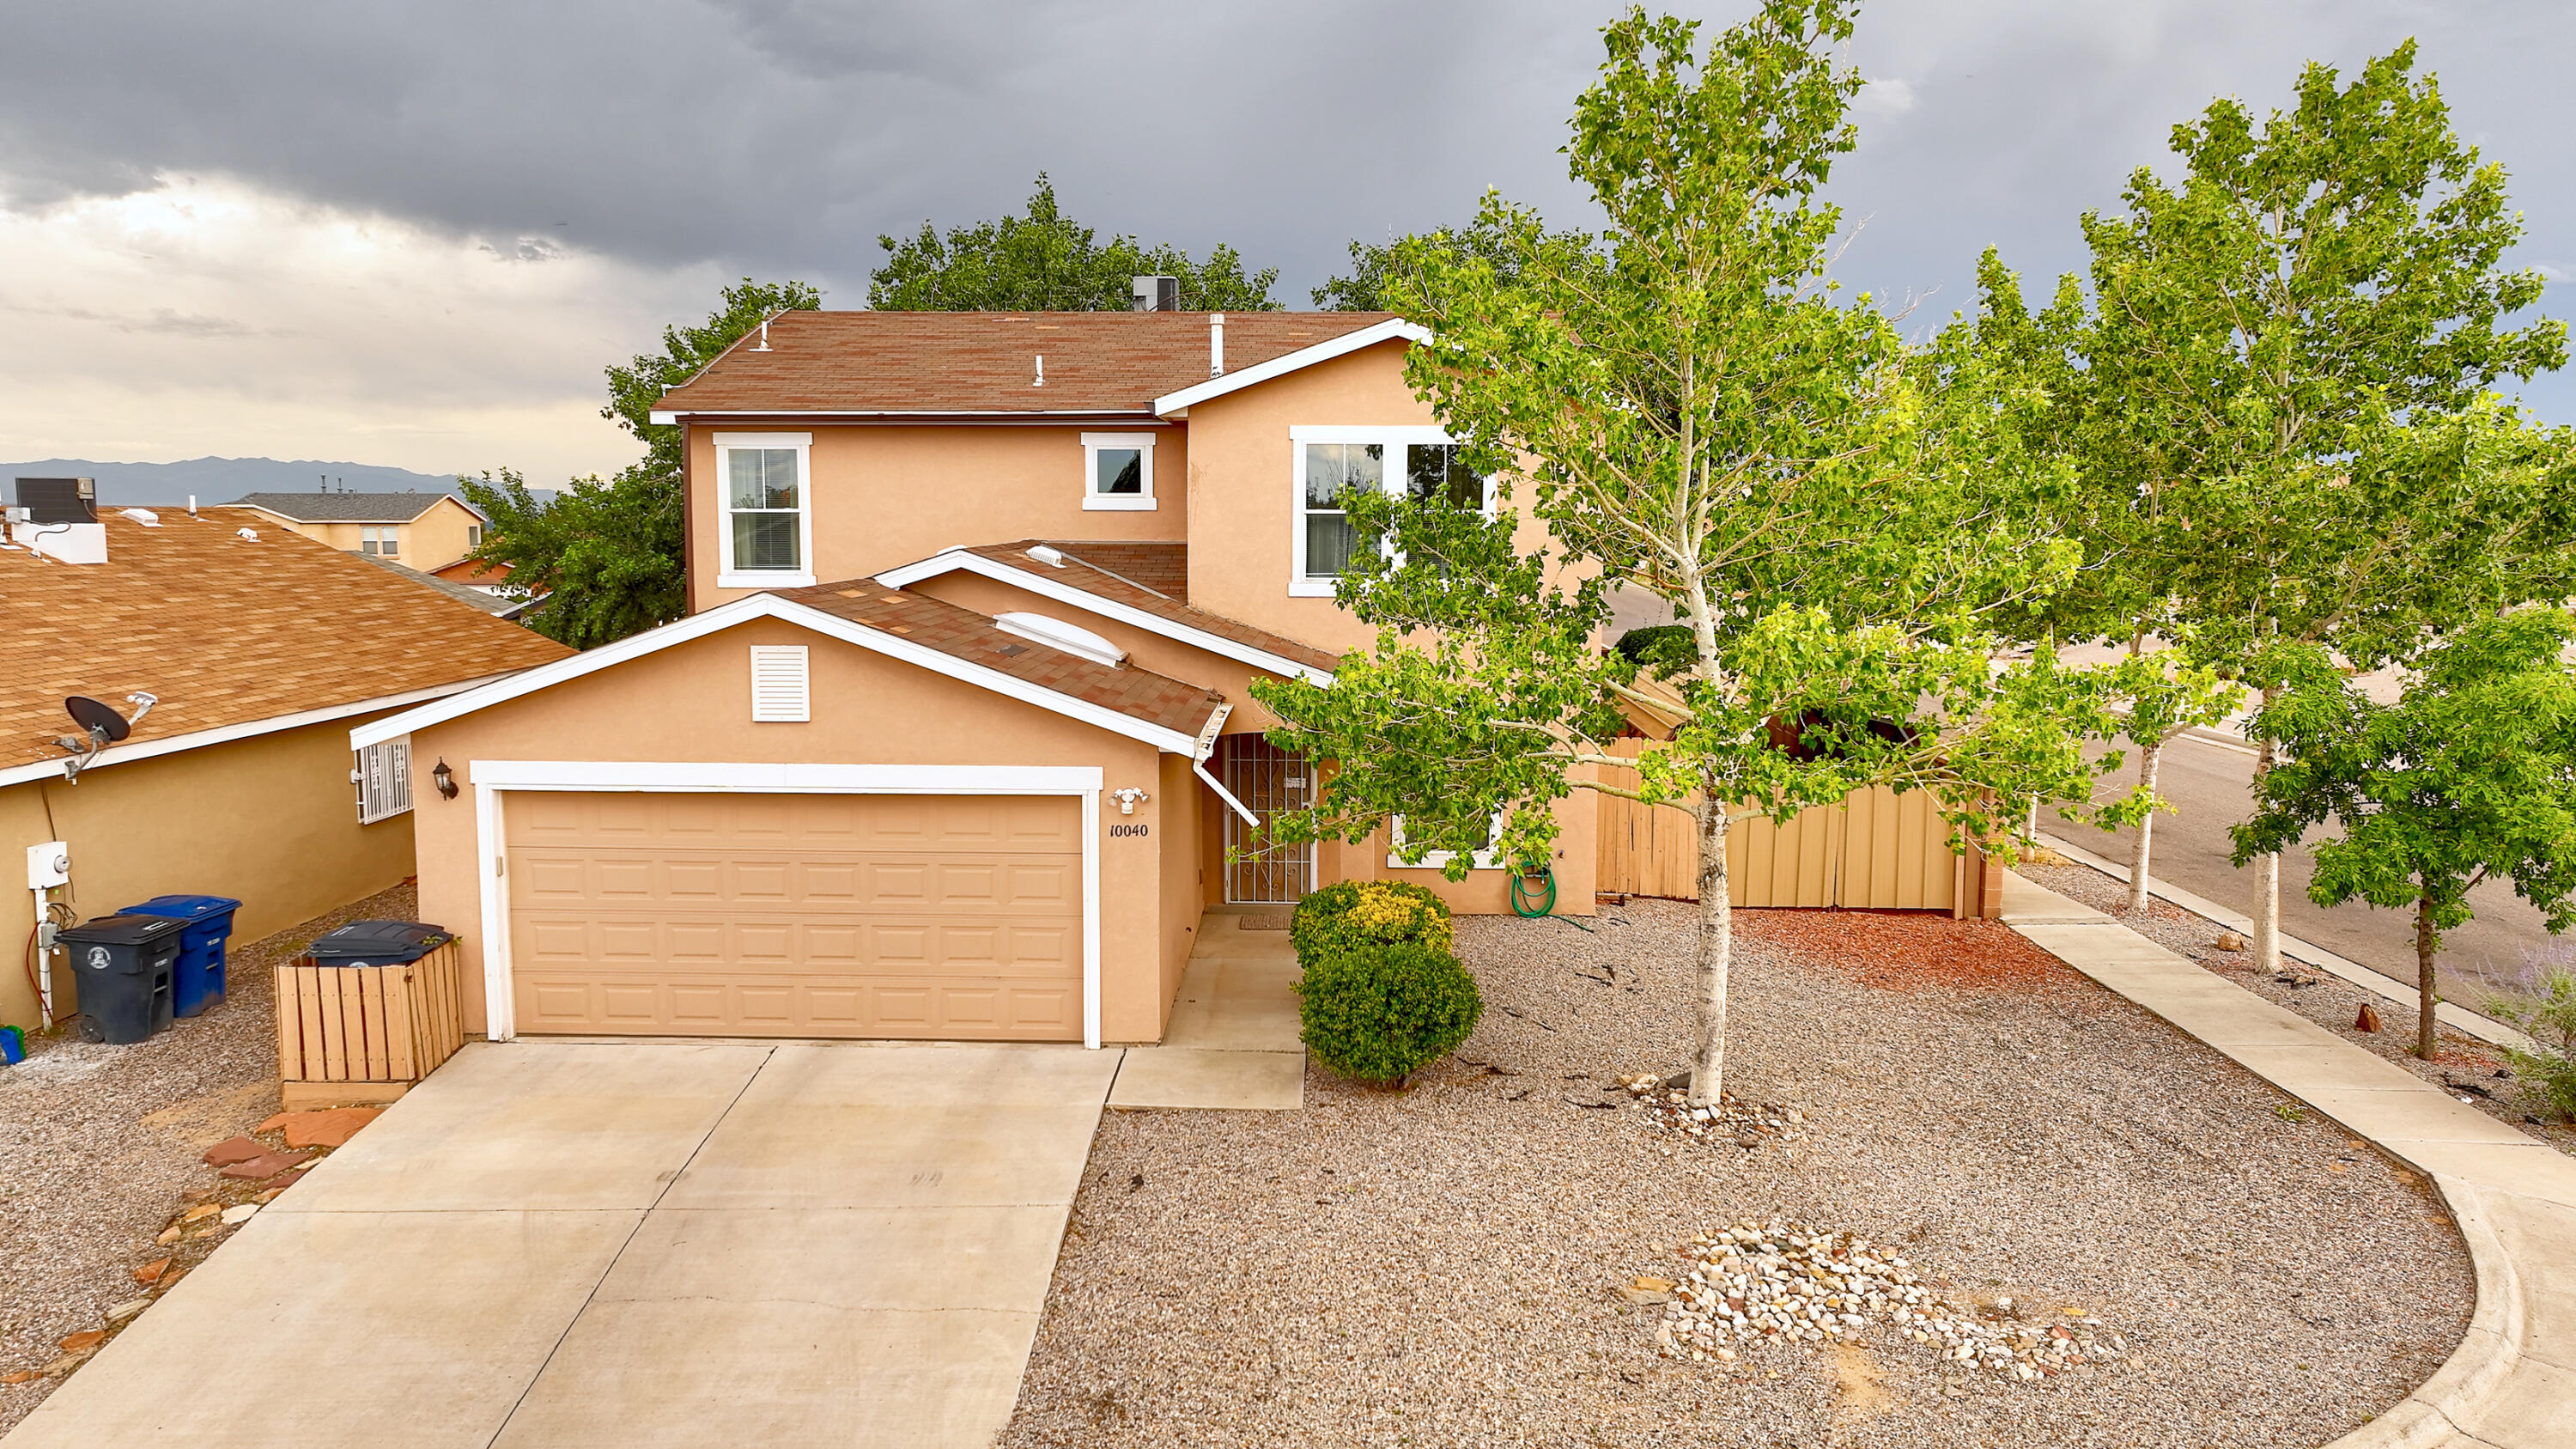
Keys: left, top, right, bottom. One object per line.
{"left": 2, "top": 496, "right": 570, "bottom": 1032}
{"left": 355, "top": 307, "right": 1971, "bottom": 1052}
{"left": 362, "top": 556, "right": 542, "bottom": 621}
{"left": 431, "top": 557, "right": 516, "bottom": 594}
{"left": 231, "top": 491, "right": 488, "bottom": 570}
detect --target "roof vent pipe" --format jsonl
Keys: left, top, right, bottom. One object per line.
{"left": 1209, "top": 313, "right": 1225, "bottom": 379}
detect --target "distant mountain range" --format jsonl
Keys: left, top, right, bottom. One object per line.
{"left": 1, "top": 457, "right": 482, "bottom": 508}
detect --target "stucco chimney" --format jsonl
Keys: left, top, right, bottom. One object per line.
{"left": 1209, "top": 313, "right": 1225, "bottom": 379}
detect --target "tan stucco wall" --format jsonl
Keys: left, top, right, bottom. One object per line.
{"left": 2, "top": 715, "right": 419, "bottom": 1032}
{"left": 1155, "top": 752, "right": 1204, "bottom": 1022}
{"left": 1181, "top": 341, "right": 1430, "bottom": 654}
{"left": 407, "top": 616, "right": 1188, "bottom": 1042}
{"left": 400, "top": 496, "right": 484, "bottom": 570}
{"left": 690, "top": 424, "right": 1189, "bottom": 609}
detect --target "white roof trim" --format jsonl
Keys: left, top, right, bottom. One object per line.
{"left": 350, "top": 592, "right": 1209, "bottom": 755}
{"left": 0, "top": 675, "right": 517, "bottom": 790}
{"left": 874, "top": 549, "right": 1336, "bottom": 685}
{"left": 1152, "top": 318, "right": 1430, "bottom": 416}
{"left": 645, "top": 408, "right": 1174, "bottom": 426}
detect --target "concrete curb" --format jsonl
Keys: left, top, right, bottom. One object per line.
{"left": 2318, "top": 1176, "right": 2521, "bottom": 1449}
{"left": 2002, "top": 879, "right": 2559, "bottom": 1449}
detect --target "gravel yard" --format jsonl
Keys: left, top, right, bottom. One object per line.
{"left": 1000, "top": 900, "right": 2472, "bottom": 1448}
{"left": 2020, "top": 858, "right": 2576, "bottom": 1157}
{"left": 0, "top": 882, "right": 416, "bottom": 1430}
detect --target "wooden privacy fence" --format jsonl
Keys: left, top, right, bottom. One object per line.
{"left": 1594, "top": 740, "right": 2000, "bottom": 916}
{"left": 274, "top": 941, "right": 466, "bottom": 1109}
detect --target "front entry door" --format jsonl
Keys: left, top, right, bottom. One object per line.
{"left": 1218, "top": 734, "right": 1314, "bottom": 904}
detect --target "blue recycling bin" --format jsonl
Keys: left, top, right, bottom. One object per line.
{"left": 119, "top": 894, "right": 242, "bottom": 1017}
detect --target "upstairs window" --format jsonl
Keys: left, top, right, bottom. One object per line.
{"left": 1300, "top": 441, "right": 1381, "bottom": 581}
{"left": 714, "top": 432, "right": 814, "bottom": 588}
{"left": 466, "top": 522, "right": 484, "bottom": 549}
{"left": 1082, "top": 432, "right": 1157, "bottom": 511}
{"left": 361, "top": 526, "right": 400, "bottom": 557}
{"left": 1290, "top": 428, "right": 1487, "bottom": 596}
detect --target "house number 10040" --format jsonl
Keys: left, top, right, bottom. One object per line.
{"left": 1109, "top": 824, "right": 1150, "bottom": 838}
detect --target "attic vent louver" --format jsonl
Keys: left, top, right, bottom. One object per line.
{"left": 1026, "top": 545, "right": 1066, "bottom": 567}
{"left": 749, "top": 644, "right": 811, "bottom": 721}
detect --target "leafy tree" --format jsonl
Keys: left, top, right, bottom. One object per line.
{"left": 1250, "top": 3, "right": 2116, "bottom": 1106}
{"left": 1965, "top": 252, "right": 2242, "bottom": 910}
{"left": 1313, "top": 215, "right": 1580, "bottom": 312}
{"left": 462, "top": 278, "right": 821, "bottom": 648}
{"left": 870, "top": 174, "right": 1279, "bottom": 312}
{"left": 2063, "top": 43, "right": 2568, "bottom": 972}
{"left": 2236, "top": 612, "right": 2576, "bottom": 1058}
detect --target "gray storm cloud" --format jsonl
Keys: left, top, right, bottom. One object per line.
{"left": 1, "top": 0, "right": 2569, "bottom": 472}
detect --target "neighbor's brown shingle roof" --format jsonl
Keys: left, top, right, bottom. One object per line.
{"left": 655, "top": 310, "right": 1401, "bottom": 417}
{"left": 962, "top": 540, "right": 1342, "bottom": 675}
{"left": 781, "top": 576, "right": 1227, "bottom": 740}
{"left": 1, "top": 508, "right": 570, "bottom": 771}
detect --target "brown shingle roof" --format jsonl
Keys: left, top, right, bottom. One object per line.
{"left": 1, "top": 508, "right": 571, "bottom": 772}
{"left": 655, "top": 310, "right": 1401, "bottom": 417}
{"left": 778, "top": 576, "right": 1226, "bottom": 740}
{"left": 960, "top": 540, "right": 1342, "bottom": 675}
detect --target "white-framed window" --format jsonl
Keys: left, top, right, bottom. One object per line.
{"left": 1081, "top": 432, "right": 1157, "bottom": 511}
{"left": 1289, "top": 425, "right": 1489, "bottom": 597}
{"left": 714, "top": 431, "right": 815, "bottom": 588}
{"left": 748, "top": 644, "right": 811, "bottom": 721}
{"left": 361, "top": 526, "right": 401, "bottom": 557}
{"left": 1387, "top": 810, "right": 1510, "bottom": 871}
{"left": 466, "top": 522, "right": 484, "bottom": 549}
{"left": 353, "top": 735, "right": 412, "bottom": 824}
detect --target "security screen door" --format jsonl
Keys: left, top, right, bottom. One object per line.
{"left": 1219, "top": 735, "right": 1314, "bottom": 904}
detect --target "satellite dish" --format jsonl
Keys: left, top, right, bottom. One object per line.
{"left": 65, "top": 696, "right": 131, "bottom": 742}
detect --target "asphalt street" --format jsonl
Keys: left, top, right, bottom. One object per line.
{"left": 2053, "top": 730, "right": 2565, "bottom": 1015}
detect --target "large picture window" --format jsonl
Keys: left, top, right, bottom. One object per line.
{"left": 714, "top": 432, "right": 814, "bottom": 588}
{"left": 1290, "top": 427, "right": 1488, "bottom": 596}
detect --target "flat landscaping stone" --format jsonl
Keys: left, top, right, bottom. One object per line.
{"left": 255, "top": 1107, "right": 382, "bottom": 1148}
{"left": 197, "top": 1137, "right": 266, "bottom": 1167}
{"left": 216, "top": 1149, "right": 311, "bottom": 1180}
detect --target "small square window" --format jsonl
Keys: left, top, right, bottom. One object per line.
{"left": 1081, "top": 433, "right": 1157, "bottom": 511}
{"left": 467, "top": 522, "right": 483, "bottom": 549}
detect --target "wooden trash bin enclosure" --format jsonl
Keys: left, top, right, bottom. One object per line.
{"left": 274, "top": 941, "right": 465, "bottom": 1109}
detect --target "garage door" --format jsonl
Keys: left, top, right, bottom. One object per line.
{"left": 504, "top": 791, "right": 1083, "bottom": 1040}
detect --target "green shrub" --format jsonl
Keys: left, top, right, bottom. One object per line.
{"left": 1294, "top": 939, "right": 1484, "bottom": 1085}
{"left": 1290, "top": 880, "right": 1454, "bottom": 966}
{"left": 2489, "top": 966, "right": 2576, "bottom": 1123}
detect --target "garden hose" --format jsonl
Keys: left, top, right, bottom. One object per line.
{"left": 1510, "top": 863, "right": 1558, "bottom": 917}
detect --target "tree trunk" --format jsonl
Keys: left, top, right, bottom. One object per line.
{"left": 2127, "top": 739, "right": 2162, "bottom": 915}
{"left": 2252, "top": 685, "right": 2282, "bottom": 976}
{"left": 2415, "top": 894, "right": 2439, "bottom": 1061}
{"left": 1689, "top": 795, "right": 1732, "bottom": 1107}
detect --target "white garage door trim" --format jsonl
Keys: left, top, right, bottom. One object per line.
{"left": 467, "top": 761, "right": 1105, "bottom": 1047}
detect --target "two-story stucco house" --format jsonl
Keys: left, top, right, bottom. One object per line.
{"left": 233, "top": 491, "right": 489, "bottom": 570}
{"left": 355, "top": 307, "right": 1602, "bottom": 1050}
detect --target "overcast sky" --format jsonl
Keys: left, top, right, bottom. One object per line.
{"left": 3, "top": 0, "right": 2570, "bottom": 480}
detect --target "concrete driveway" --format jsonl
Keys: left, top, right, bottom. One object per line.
{"left": 0, "top": 1039, "right": 1120, "bottom": 1449}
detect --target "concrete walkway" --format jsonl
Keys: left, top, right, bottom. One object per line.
{"left": 2032, "top": 830, "right": 2537, "bottom": 1055}
{"left": 1, "top": 1039, "right": 1121, "bottom": 1449}
{"left": 2004, "top": 877, "right": 2576, "bottom": 1449}
{"left": 1106, "top": 911, "right": 1305, "bottom": 1111}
